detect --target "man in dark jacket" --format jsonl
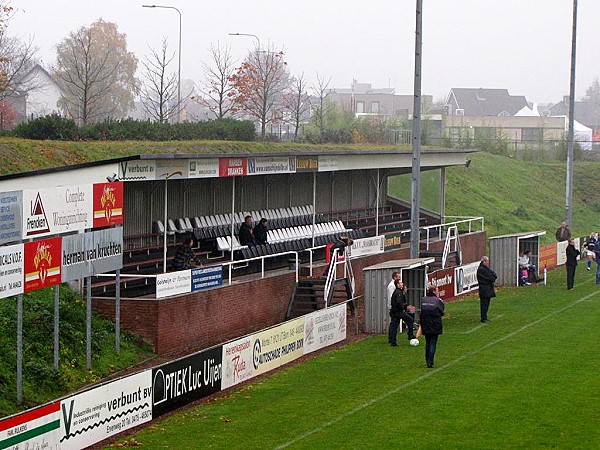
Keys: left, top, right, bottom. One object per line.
{"left": 476, "top": 256, "right": 497, "bottom": 323}
{"left": 171, "top": 237, "right": 201, "bottom": 271}
{"left": 420, "top": 285, "right": 445, "bottom": 368}
{"left": 253, "top": 218, "right": 269, "bottom": 245}
{"left": 388, "top": 279, "right": 415, "bottom": 346}
{"left": 239, "top": 215, "right": 256, "bottom": 246}
{"left": 555, "top": 221, "right": 571, "bottom": 242}
{"left": 566, "top": 239, "right": 580, "bottom": 290}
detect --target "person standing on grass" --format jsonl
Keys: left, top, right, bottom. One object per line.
{"left": 566, "top": 239, "right": 580, "bottom": 290}
{"left": 476, "top": 256, "right": 497, "bottom": 323}
{"left": 387, "top": 271, "right": 401, "bottom": 311}
{"left": 420, "top": 285, "right": 445, "bottom": 368}
{"left": 584, "top": 232, "right": 597, "bottom": 271}
{"left": 388, "top": 279, "right": 416, "bottom": 346}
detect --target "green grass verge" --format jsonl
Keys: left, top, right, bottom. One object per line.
{"left": 108, "top": 266, "right": 600, "bottom": 449}
{"left": 0, "top": 286, "right": 153, "bottom": 417}
{"left": 389, "top": 152, "right": 600, "bottom": 244}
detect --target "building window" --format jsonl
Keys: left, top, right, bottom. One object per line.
{"left": 356, "top": 101, "right": 364, "bottom": 114}
{"left": 521, "top": 127, "right": 542, "bottom": 143}
{"left": 371, "top": 101, "right": 379, "bottom": 114}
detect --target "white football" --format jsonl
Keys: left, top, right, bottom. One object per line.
{"left": 409, "top": 338, "right": 420, "bottom": 347}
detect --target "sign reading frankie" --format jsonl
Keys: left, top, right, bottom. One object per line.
{"left": 22, "top": 184, "right": 93, "bottom": 239}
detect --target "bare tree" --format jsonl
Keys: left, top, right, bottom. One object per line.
{"left": 195, "top": 42, "right": 237, "bottom": 119}
{"left": 311, "top": 73, "right": 332, "bottom": 139}
{"left": 54, "top": 19, "right": 138, "bottom": 125}
{"left": 229, "top": 42, "right": 290, "bottom": 138}
{"left": 140, "top": 38, "right": 179, "bottom": 123}
{"left": 282, "top": 72, "right": 310, "bottom": 140}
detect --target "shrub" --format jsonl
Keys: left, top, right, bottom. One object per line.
{"left": 13, "top": 114, "right": 78, "bottom": 140}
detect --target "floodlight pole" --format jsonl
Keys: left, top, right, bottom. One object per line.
{"left": 410, "top": 0, "right": 423, "bottom": 259}
{"left": 565, "top": 0, "right": 578, "bottom": 229}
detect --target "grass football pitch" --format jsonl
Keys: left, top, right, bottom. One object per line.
{"left": 108, "top": 267, "right": 600, "bottom": 449}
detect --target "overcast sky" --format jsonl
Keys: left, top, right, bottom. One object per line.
{"left": 9, "top": 0, "right": 600, "bottom": 104}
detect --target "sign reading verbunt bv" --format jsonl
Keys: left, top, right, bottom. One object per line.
{"left": 118, "top": 160, "right": 156, "bottom": 181}
{"left": 59, "top": 371, "right": 152, "bottom": 450}
{"left": 0, "top": 190, "right": 22, "bottom": 245}
{"left": 191, "top": 265, "right": 222, "bottom": 291}
{"left": 24, "top": 237, "right": 62, "bottom": 292}
{"left": 152, "top": 346, "right": 222, "bottom": 417}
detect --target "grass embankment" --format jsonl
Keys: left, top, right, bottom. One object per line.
{"left": 390, "top": 152, "right": 600, "bottom": 244}
{"left": 0, "top": 288, "right": 153, "bottom": 417}
{"left": 108, "top": 267, "right": 600, "bottom": 449}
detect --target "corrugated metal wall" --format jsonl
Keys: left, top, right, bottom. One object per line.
{"left": 490, "top": 236, "right": 518, "bottom": 286}
{"left": 363, "top": 263, "right": 428, "bottom": 334}
{"left": 123, "top": 169, "right": 383, "bottom": 237}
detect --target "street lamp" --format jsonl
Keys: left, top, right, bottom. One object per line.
{"left": 228, "top": 32, "right": 261, "bottom": 50}
{"left": 143, "top": 4, "right": 182, "bottom": 123}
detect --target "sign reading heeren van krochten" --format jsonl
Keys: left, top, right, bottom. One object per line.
{"left": 0, "top": 243, "right": 24, "bottom": 299}
{"left": 59, "top": 371, "right": 152, "bottom": 450}
{"left": 61, "top": 228, "right": 123, "bottom": 282}
{"left": 151, "top": 346, "right": 222, "bottom": 417}
{"left": 346, "top": 236, "right": 385, "bottom": 259}
{"left": 156, "top": 269, "right": 192, "bottom": 298}
{"left": 22, "top": 184, "right": 93, "bottom": 239}
{"left": 0, "top": 190, "right": 22, "bottom": 245}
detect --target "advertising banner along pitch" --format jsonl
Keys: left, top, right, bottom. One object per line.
{"left": 24, "top": 237, "right": 62, "bottom": 293}
{"left": 59, "top": 371, "right": 152, "bottom": 450}
{"left": 0, "top": 243, "right": 24, "bottom": 299}
{"left": 151, "top": 346, "right": 222, "bottom": 417}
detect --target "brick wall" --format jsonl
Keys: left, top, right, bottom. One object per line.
{"left": 93, "top": 231, "right": 487, "bottom": 356}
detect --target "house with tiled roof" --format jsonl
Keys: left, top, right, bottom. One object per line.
{"left": 445, "top": 88, "right": 529, "bottom": 117}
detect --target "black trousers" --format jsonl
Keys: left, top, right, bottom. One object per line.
{"left": 566, "top": 265, "right": 576, "bottom": 289}
{"left": 479, "top": 295, "right": 491, "bottom": 321}
{"left": 388, "top": 312, "right": 415, "bottom": 344}
{"left": 424, "top": 334, "right": 439, "bottom": 367}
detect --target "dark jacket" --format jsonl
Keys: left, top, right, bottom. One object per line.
{"left": 420, "top": 294, "right": 445, "bottom": 335}
{"left": 254, "top": 223, "right": 268, "bottom": 245}
{"left": 566, "top": 244, "right": 580, "bottom": 267}
{"left": 390, "top": 288, "right": 409, "bottom": 318}
{"left": 476, "top": 263, "right": 497, "bottom": 298}
{"left": 172, "top": 242, "right": 200, "bottom": 270}
{"left": 556, "top": 226, "right": 571, "bottom": 242}
{"left": 238, "top": 222, "right": 255, "bottom": 246}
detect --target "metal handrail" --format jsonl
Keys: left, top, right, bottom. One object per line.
{"left": 221, "top": 250, "right": 299, "bottom": 285}
{"left": 423, "top": 216, "right": 484, "bottom": 250}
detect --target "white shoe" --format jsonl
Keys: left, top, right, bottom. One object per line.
{"left": 587, "top": 267, "right": 591, "bottom": 271}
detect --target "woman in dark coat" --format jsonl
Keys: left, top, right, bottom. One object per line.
{"left": 420, "top": 285, "right": 445, "bottom": 368}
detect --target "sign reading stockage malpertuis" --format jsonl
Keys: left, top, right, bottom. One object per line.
{"left": 61, "top": 228, "right": 123, "bottom": 282}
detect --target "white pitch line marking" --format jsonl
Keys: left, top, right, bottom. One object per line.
{"left": 274, "top": 290, "right": 600, "bottom": 449}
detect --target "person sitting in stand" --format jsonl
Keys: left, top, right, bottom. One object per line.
{"left": 518, "top": 250, "right": 534, "bottom": 285}
{"left": 253, "top": 218, "right": 269, "bottom": 245}
{"left": 239, "top": 215, "right": 257, "bottom": 246}
{"left": 171, "top": 236, "right": 202, "bottom": 271}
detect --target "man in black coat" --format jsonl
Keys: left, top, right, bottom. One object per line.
{"left": 565, "top": 239, "right": 580, "bottom": 290}
{"left": 239, "top": 215, "right": 256, "bottom": 246}
{"left": 388, "top": 279, "right": 415, "bottom": 346}
{"left": 476, "top": 256, "right": 497, "bottom": 323}
{"left": 253, "top": 218, "right": 269, "bottom": 245}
